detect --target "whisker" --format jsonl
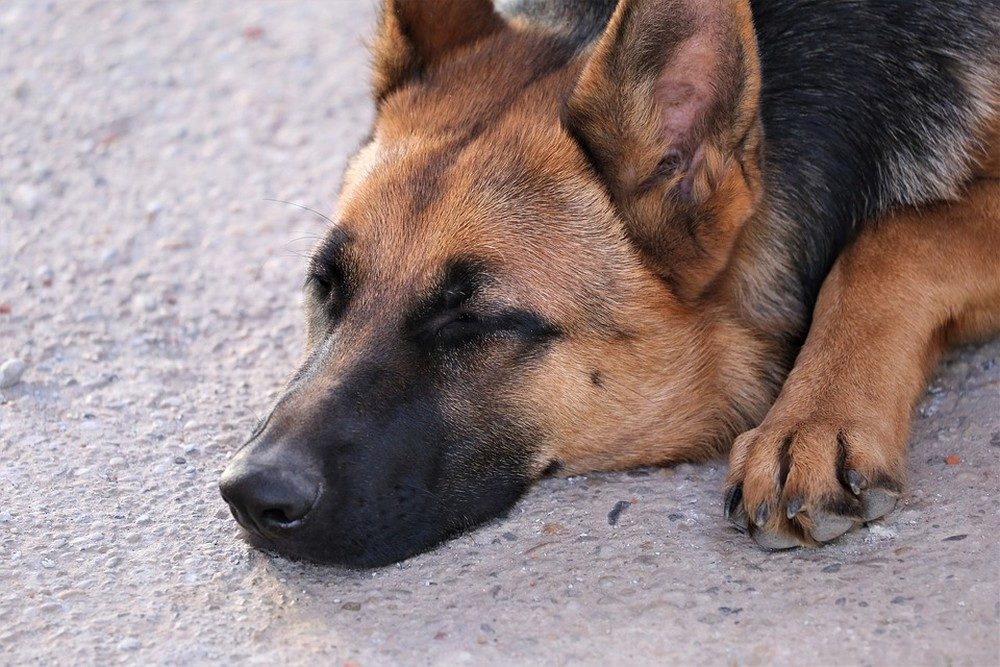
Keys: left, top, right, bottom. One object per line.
{"left": 264, "top": 198, "right": 335, "bottom": 225}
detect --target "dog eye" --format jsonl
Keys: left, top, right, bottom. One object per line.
{"left": 423, "top": 309, "right": 560, "bottom": 350}
{"left": 432, "top": 311, "right": 485, "bottom": 345}
{"left": 305, "top": 265, "right": 348, "bottom": 316}
{"left": 306, "top": 272, "right": 332, "bottom": 291}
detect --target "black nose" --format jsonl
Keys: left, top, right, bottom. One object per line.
{"left": 219, "top": 464, "right": 319, "bottom": 534}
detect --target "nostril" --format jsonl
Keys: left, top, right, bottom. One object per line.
{"left": 259, "top": 506, "right": 306, "bottom": 529}
{"left": 261, "top": 508, "right": 290, "bottom": 524}
{"left": 219, "top": 463, "right": 319, "bottom": 534}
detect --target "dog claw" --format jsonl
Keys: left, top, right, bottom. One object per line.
{"left": 752, "top": 528, "right": 800, "bottom": 551}
{"left": 786, "top": 498, "right": 803, "bottom": 519}
{"left": 861, "top": 488, "right": 897, "bottom": 521}
{"left": 808, "top": 512, "right": 854, "bottom": 542}
{"left": 724, "top": 486, "right": 749, "bottom": 532}
{"left": 753, "top": 504, "right": 769, "bottom": 528}
{"left": 724, "top": 485, "right": 741, "bottom": 519}
{"left": 845, "top": 469, "right": 866, "bottom": 495}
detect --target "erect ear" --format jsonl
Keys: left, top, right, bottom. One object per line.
{"left": 371, "top": 0, "right": 505, "bottom": 102}
{"left": 565, "top": 0, "right": 763, "bottom": 299}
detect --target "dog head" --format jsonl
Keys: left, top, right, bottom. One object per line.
{"left": 221, "top": 0, "right": 769, "bottom": 566}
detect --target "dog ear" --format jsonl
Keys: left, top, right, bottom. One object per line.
{"left": 371, "top": 0, "right": 504, "bottom": 102}
{"left": 565, "top": 0, "right": 764, "bottom": 299}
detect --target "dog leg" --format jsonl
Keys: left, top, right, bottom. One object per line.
{"left": 724, "top": 178, "right": 1000, "bottom": 549}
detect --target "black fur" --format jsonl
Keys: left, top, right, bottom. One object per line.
{"left": 749, "top": 0, "right": 998, "bottom": 307}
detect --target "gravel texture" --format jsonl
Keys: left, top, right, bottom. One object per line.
{"left": 2, "top": 2, "right": 998, "bottom": 665}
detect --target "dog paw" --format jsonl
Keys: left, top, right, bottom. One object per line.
{"left": 723, "top": 418, "right": 904, "bottom": 550}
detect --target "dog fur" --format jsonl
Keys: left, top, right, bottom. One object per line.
{"left": 220, "top": 0, "right": 1000, "bottom": 565}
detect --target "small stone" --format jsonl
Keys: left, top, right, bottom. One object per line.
{"left": 30, "top": 162, "right": 52, "bottom": 182}
{"left": 0, "top": 358, "right": 27, "bottom": 388}
{"left": 541, "top": 522, "right": 564, "bottom": 535}
{"left": 341, "top": 601, "right": 361, "bottom": 611}
{"left": 36, "top": 266, "right": 53, "bottom": 285}
{"left": 117, "top": 638, "right": 141, "bottom": 651}
{"left": 100, "top": 247, "right": 121, "bottom": 267}
{"left": 243, "top": 25, "right": 265, "bottom": 40}
{"left": 14, "top": 184, "right": 40, "bottom": 214}
{"left": 133, "top": 294, "right": 157, "bottom": 312}
{"left": 156, "top": 237, "right": 189, "bottom": 250}
{"left": 13, "top": 78, "right": 30, "bottom": 100}
{"left": 944, "top": 454, "right": 961, "bottom": 465}
{"left": 607, "top": 500, "right": 631, "bottom": 526}
{"left": 173, "top": 456, "right": 187, "bottom": 465}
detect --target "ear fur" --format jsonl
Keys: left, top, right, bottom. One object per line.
{"left": 565, "top": 0, "right": 764, "bottom": 299}
{"left": 372, "top": 0, "right": 504, "bottom": 102}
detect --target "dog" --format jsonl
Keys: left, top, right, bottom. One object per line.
{"left": 219, "top": 0, "right": 1000, "bottom": 566}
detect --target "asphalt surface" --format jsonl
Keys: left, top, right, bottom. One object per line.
{"left": 2, "top": 2, "right": 998, "bottom": 665}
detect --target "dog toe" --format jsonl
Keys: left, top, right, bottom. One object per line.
{"left": 860, "top": 487, "right": 898, "bottom": 521}
{"left": 807, "top": 511, "right": 855, "bottom": 542}
{"left": 751, "top": 526, "right": 800, "bottom": 550}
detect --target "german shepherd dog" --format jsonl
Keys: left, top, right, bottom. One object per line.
{"left": 220, "top": 0, "right": 1000, "bottom": 566}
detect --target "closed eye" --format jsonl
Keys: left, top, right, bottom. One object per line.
{"left": 414, "top": 308, "right": 560, "bottom": 349}
{"left": 305, "top": 264, "right": 348, "bottom": 317}
{"left": 408, "top": 258, "right": 561, "bottom": 350}
{"left": 431, "top": 311, "right": 486, "bottom": 345}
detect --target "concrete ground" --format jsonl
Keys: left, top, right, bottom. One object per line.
{"left": 1, "top": 2, "right": 998, "bottom": 665}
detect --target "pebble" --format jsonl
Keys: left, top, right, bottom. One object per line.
{"left": 607, "top": 500, "right": 631, "bottom": 526}
{"left": 133, "top": 294, "right": 158, "bottom": 312}
{"left": 36, "top": 265, "right": 54, "bottom": 285}
{"left": 100, "top": 247, "right": 121, "bottom": 267}
{"left": 0, "top": 358, "right": 27, "bottom": 388}
{"left": 118, "top": 638, "right": 141, "bottom": 651}
{"left": 865, "top": 524, "right": 898, "bottom": 541}
{"left": 13, "top": 184, "right": 40, "bottom": 214}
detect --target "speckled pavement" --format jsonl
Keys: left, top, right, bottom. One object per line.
{"left": 1, "top": 2, "right": 998, "bottom": 665}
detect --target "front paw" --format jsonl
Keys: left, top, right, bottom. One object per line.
{"left": 723, "top": 417, "right": 904, "bottom": 550}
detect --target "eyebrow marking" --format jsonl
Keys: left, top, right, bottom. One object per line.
{"left": 310, "top": 227, "right": 352, "bottom": 275}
